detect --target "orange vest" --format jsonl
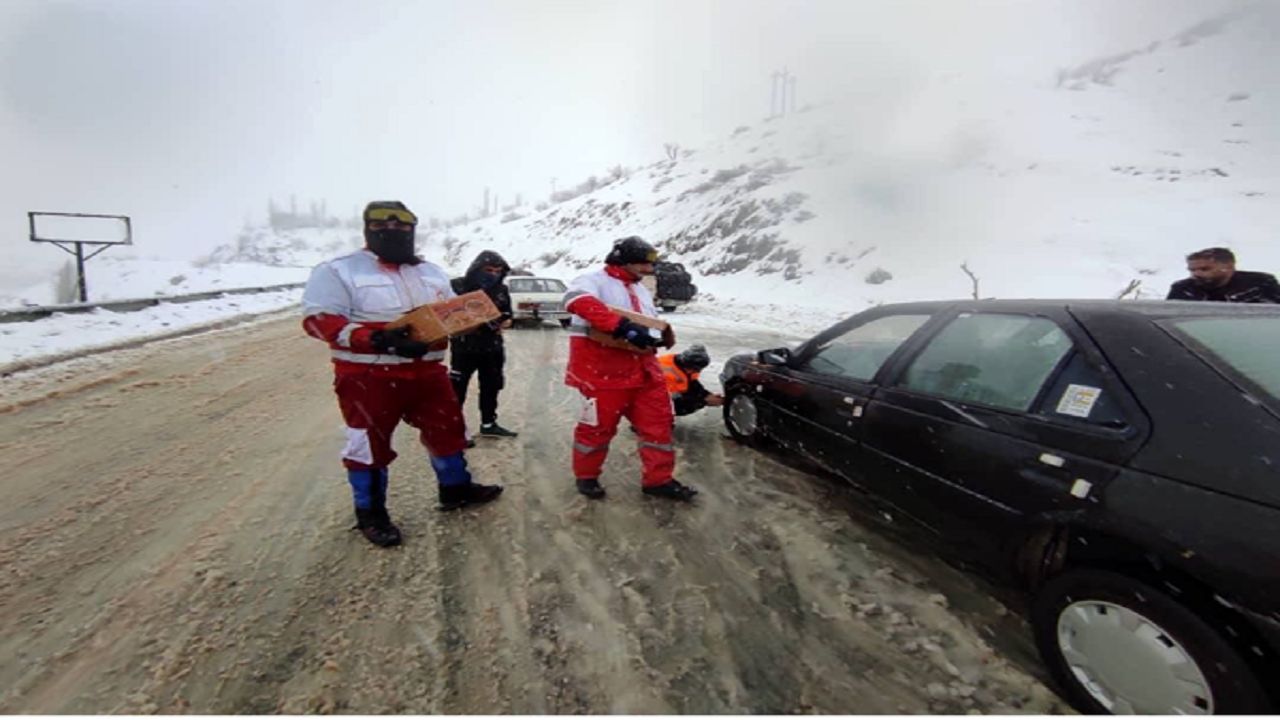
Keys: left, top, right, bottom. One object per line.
{"left": 658, "top": 353, "right": 698, "bottom": 394}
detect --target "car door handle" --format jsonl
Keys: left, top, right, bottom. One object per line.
{"left": 1017, "top": 466, "right": 1072, "bottom": 489}
{"left": 1018, "top": 467, "right": 1097, "bottom": 500}
{"left": 835, "top": 397, "right": 864, "bottom": 418}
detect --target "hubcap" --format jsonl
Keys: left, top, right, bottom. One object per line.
{"left": 728, "top": 393, "right": 758, "bottom": 437}
{"left": 1056, "top": 600, "right": 1213, "bottom": 714}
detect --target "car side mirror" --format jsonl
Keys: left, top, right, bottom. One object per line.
{"left": 758, "top": 347, "right": 791, "bottom": 366}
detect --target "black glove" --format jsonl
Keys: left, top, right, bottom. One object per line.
{"left": 370, "top": 326, "right": 431, "bottom": 358}
{"left": 612, "top": 318, "right": 658, "bottom": 349}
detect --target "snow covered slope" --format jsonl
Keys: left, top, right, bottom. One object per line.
{"left": 418, "top": 7, "right": 1278, "bottom": 312}
{"left": 12, "top": 8, "right": 1272, "bottom": 319}
{"left": 0, "top": 226, "right": 358, "bottom": 308}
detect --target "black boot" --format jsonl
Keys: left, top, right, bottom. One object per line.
{"left": 576, "top": 478, "right": 606, "bottom": 499}
{"left": 371, "top": 470, "right": 402, "bottom": 543}
{"left": 479, "top": 422, "right": 519, "bottom": 437}
{"left": 642, "top": 479, "right": 699, "bottom": 502}
{"left": 354, "top": 508, "right": 402, "bottom": 547}
{"left": 438, "top": 482, "right": 504, "bottom": 511}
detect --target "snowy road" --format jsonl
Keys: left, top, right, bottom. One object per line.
{"left": 0, "top": 311, "right": 1068, "bottom": 713}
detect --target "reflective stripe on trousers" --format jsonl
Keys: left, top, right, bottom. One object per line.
{"left": 571, "top": 380, "right": 675, "bottom": 487}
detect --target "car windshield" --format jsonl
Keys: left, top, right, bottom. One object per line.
{"left": 1165, "top": 316, "right": 1280, "bottom": 406}
{"left": 509, "top": 278, "right": 566, "bottom": 293}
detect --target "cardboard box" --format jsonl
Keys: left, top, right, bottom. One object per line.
{"left": 386, "top": 290, "right": 502, "bottom": 344}
{"left": 586, "top": 305, "right": 676, "bottom": 354}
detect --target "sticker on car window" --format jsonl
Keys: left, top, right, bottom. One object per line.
{"left": 1056, "top": 384, "right": 1102, "bottom": 418}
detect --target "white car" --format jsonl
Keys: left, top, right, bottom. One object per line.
{"left": 507, "top": 276, "right": 571, "bottom": 326}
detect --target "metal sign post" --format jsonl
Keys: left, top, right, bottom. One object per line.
{"left": 28, "top": 212, "right": 133, "bottom": 303}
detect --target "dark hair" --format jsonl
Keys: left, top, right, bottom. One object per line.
{"left": 1186, "top": 247, "right": 1235, "bottom": 264}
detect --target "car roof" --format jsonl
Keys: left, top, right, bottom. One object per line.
{"left": 868, "top": 298, "right": 1280, "bottom": 318}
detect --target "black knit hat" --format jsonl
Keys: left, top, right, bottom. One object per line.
{"left": 605, "top": 236, "right": 659, "bottom": 265}
{"left": 677, "top": 344, "right": 710, "bottom": 372}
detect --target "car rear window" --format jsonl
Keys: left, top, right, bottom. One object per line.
{"left": 509, "top": 278, "right": 566, "bottom": 293}
{"left": 1165, "top": 317, "right": 1280, "bottom": 404}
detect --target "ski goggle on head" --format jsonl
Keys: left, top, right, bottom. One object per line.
{"left": 364, "top": 207, "right": 418, "bottom": 225}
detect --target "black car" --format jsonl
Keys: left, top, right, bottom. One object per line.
{"left": 720, "top": 299, "right": 1280, "bottom": 714}
{"left": 651, "top": 261, "right": 697, "bottom": 312}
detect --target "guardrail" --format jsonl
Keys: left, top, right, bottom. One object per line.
{"left": 0, "top": 282, "right": 306, "bottom": 324}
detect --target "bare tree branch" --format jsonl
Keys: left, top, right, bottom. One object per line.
{"left": 1116, "top": 278, "right": 1142, "bottom": 300}
{"left": 960, "top": 262, "right": 980, "bottom": 300}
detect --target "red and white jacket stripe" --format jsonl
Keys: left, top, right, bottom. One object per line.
{"left": 302, "top": 249, "right": 454, "bottom": 374}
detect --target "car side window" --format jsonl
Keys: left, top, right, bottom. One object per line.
{"left": 900, "top": 314, "right": 1072, "bottom": 412}
{"left": 803, "top": 314, "right": 930, "bottom": 381}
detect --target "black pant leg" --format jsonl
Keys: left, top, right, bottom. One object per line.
{"left": 476, "top": 348, "right": 505, "bottom": 424}
{"left": 450, "top": 351, "right": 480, "bottom": 407}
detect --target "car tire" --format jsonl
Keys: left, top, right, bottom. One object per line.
{"left": 1031, "top": 568, "right": 1271, "bottom": 715}
{"left": 723, "top": 389, "right": 764, "bottom": 446}
{"left": 662, "top": 305, "right": 677, "bottom": 313}
{"left": 559, "top": 318, "right": 572, "bottom": 328}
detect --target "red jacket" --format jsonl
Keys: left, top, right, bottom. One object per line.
{"left": 563, "top": 265, "right": 664, "bottom": 392}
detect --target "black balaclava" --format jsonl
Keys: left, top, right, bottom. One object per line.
{"left": 465, "top": 249, "right": 510, "bottom": 291}
{"left": 363, "top": 200, "right": 421, "bottom": 265}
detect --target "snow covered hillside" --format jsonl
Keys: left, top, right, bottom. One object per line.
{"left": 9, "top": 8, "right": 1274, "bottom": 320}
{"left": 417, "top": 7, "right": 1278, "bottom": 311}
{"left": 0, "top": 253, "right": 312, "bottom": 309}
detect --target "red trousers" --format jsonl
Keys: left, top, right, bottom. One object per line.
{"left": 334, "top": 364, "right": 467, "bottom": 469}
{"left": 572, "top": 378, "right": 675, "bottom": 487}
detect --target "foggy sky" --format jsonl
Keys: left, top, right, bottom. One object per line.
{"left": 0, "top": 0, "right": 1247, "bottom": 290}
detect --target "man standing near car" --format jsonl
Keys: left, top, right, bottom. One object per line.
{"left": 450, "top": 250, "right": 518, "bottom": 438}
{"left": 563, "top": 236, "right": 697, "bottom": 502}
{"left": 1167, "top": 247, "right": 1280, "bottom": 303}
{"left": 302, "top": 201, "right": 502, "bottom": 548}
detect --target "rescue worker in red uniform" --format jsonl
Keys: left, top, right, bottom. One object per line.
{"left": 302, "top": 200, "right": 502, "bottom": 548}
{"left": 562, "top": 236, "right": 698, "bottom": 502}
{"left": 657, "top": 345, "right": 725, "bottom": 417}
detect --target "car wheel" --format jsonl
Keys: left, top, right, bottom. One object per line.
{"left": 559, "top": 318, "right": 572, "bottom": 328}
{"left": 1032, "top": 568, "right": 1271, "bottom": 714}
{"left": 724, "top": 389, "right": 763, "bottom": 445}
{"left": 662, "top": 305, "right": 677, "bottom": 313}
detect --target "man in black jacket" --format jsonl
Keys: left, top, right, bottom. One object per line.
{"left": 1167, "top": 247, "right": 1280, "bottom": 303}
{"left": 450, "top": 250, "right": 519, "bottom": 438}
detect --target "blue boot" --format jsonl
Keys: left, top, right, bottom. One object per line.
{"left": 432, "top": 453, "right": 503, "bottom": 511}
{"left": 349, "top": 467, "right": 401, "bottom": 547}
